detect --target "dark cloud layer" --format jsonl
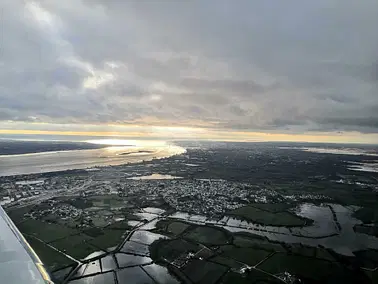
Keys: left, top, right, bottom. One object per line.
{"left": 1, "top": 0, "right": 378, "bottom": 133}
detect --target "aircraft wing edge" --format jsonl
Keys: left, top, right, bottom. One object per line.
{"left": 0, "top": 205, "right": 53, "bottom": 283}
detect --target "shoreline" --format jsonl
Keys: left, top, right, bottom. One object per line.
{"left": 0, "top": 145, "right": 186, "bottom": 177}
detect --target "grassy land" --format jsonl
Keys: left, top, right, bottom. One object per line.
{"left": 88, "top": 195, "right": 127, "bottom": 208}
{"left": 257, "top": 253, "right": 364, "bottom": 283}
{"left": 221, "top": 269, "right": 284, "bottom": 284}
{"left": 353, "top": 207, "right": 378, "bottom": 224}
{"left": 286, "top": 244, "right": 316, "bottom": 257}
{"left": 220, "top": 245, "right": 271, "bottom": 266}
{"left": 145, "top": 216, "right": 372, "bottom": 284}
{"left": 167, "top": 221, "right": 190, "bottom": 235}
{"left": 233, "top": 233, "right": 286, "bottom": 252}
{"left": 17, "top": 219, "right": 80, "bottom": 243}
{"left": 363, "top": 269, "right": 378, "bottom": 284}
{"left": 64, "top": 198, "right": 93, "bottom": 209}
{"left": 150, "top": 239, "right": 200, "bottom": 262}
{"left": 155, "top": 219, "right": 171, "bottom": 231}
{"left": 7, "top": 205, "right": 35, "bottom": 224}
{"left": 354, "top": 224, "right": 378, "bottom": 237}
{"left": 209, "top": 256, "right": 244, "bottom": 269}
{"left": 25, "top": 236, "right": 76, "bottom": 271}
{"left": 10, "top": 206, "right": 130, "bottom": 262}
{"left": 228, "top": 205, "right": 310, "bottom": 227}
{"left": 314, "top": 247, "right": 336, "bottom": 262}
{"left": 220, "top": 271, "right": 262, "bottom": 284}
{"left": 182, "top": 259, "right": 228, "bottom": 284}
{"left": 106, "top": 219, "right": 132, "bottom": 230}
{"left": 184, "top": 226, "right": 232, "bottom": 245}
{"left": 49, "top": 233, "right": 96, "bottom": 260}
{"left": 154, "top": 219, "right": 191, "bottom": 236}
{"left": 89, "top": 229, "right": 126, "bottom": 250}
{"left": 51, "top": 266, "right": 75, "bottom": 283}
{"left": 82, "top": 227, "right": 104, "bottom": 238}
{"left": 249, "top": 203, "right": 293, "bottom": 213}
{"left": 354, "top": 250, "right": 378, "bottom": 269}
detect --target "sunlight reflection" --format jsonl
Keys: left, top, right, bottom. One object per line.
{"left": 85, "top": 139, "right": 167, "bottom": 147}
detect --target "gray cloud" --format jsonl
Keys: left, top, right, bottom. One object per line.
{"left": 0, "top": 0, "right": 378, "bottom": 134}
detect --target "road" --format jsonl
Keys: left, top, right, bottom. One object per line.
{"left": 6, "top": 177, "right": 93, "bottom": 209}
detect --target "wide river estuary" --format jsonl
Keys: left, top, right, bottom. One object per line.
{"left": 0, "top": 142, "right": 186, "bottom": 177}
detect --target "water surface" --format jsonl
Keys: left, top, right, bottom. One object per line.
{"left": 167, "top": 204, "right": 378, "bottom": 256}
{"left": 115, "top": 253, "right": 152, "bottom": 268}
{"left": 0, "top": 143, "right": 185, "bottom": 176}
{"left": 127, "top": 173, "right": 183, "bottom": 180}
{"left": 143, "top": 264, "right": 181, "bottom": 284}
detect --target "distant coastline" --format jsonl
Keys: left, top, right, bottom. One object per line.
{"left": 0, "top": 140, "right": 104, "bottom": 156}
{"left": 118, "top": 150, "right": 155, "bottom": 156}
{"left": 0, "top": 140, "right": 186, "bottom": 177}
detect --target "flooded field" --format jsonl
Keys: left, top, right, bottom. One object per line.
{"left": 167, "top": 203, "right": 378, "bottom": 256}
{"left": 348, "top": 161, "right": 378, "bottom": 173}
{"left": 17, "top": 199, "right": 378, "bottom": 283}
{"left": 127, "top": 173, "right": 183, "bottom": 180}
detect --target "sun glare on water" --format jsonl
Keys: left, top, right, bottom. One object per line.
{"left": 85, "top": 139, "right": 186, "bottom": 156}
{"left": 85, "top": 139, "right": 168, "bottom": 147}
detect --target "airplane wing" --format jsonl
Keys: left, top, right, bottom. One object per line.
{"left": 0, "top": 206, "right": 53, "bottom": 283}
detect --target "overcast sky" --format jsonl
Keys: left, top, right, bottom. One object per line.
{"left": 1, "top": 1, "right": 378, "bottom": 142}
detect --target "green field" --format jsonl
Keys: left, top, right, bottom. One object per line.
{"left": 150, "top": 239, "right": 200, "bottom": 262}
{"left": 49, "top": 233, "right": 95, "bottom": 260}
{"left": 89, "top": 229, "right": 126, "bottom": 250}
{"left": 287, "top": 244, "right": 316, "bottom": 257}
{"left": 25, "top": 236, "right": 76, "bottom": 271}
{"left": 155, "top": 219, "right": 171, "bottom": 231}
{"left": 154, "top": 219, "right": 191, "bottom": 236}
{"left": 7, "top": 200, "right": 373, "bottom": 284}
{"left": 209, "top": 255, "right": 244, "bottom": 269}
{"left": 184, "top": 226, "right": 232, "bottom": 245}
{"left": 220, "top": 271, "right": 258, "bottom": 284}
{"left": 167, "top": 221, "right": 190, "bottom": 235}
{"left": 257, "top": 253, "right": 362, "bottom": 283}
{"left": 17, "top": 219, "right": 80, "bottom": 243}
{"left": 221, "top": 270, "right": 284, "bottom": 284}
{"left": 51, "top": 266, "right": 75, "bottom": 283}
{"left": 7, "top": 205, "right": 35, "bottom": 224}
{"left": 64, "top": 198, "right": 93, "bottom": 209}
{"left": 364, "top": 269, "right": 378, "bottom": 284}
{"left": 82, "top": 227, "right": 104, "bottom": 238}
{"left": 89, "top": 195, "right": 127, "bottom": 208}
{"left": 220, "top": 245, "right": 271, "bottom": 266}
{"left": 106, "top": 219, "right": 132, "bottom": 230}
{"left": 353, "top": 207, "right": 378, "bottom": 224}
{"left": 314, "top": 247, "right": 336, "bottom": 262}
{"left": 182, "top": 259, "right": 228, "bottom": 284}
{"left": 354, "top": 224, "right": 378, "bottom": 237}
{"left": 228, "top": 204, "right": 309, "bottom": 226}
{"left": 354, "top": 249, "right": 378, "bottom": 269}
{"left": 221, "top": 272, "right": 251, "bottom": 284}
{"left": 8, "top": 206, "right": 132, "bottom": 266}
{"left": 233, "top": 233, "right": 286, "bottom": 252}
{"left": 249, "top": 203, "right": 293, "bottom": 213}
